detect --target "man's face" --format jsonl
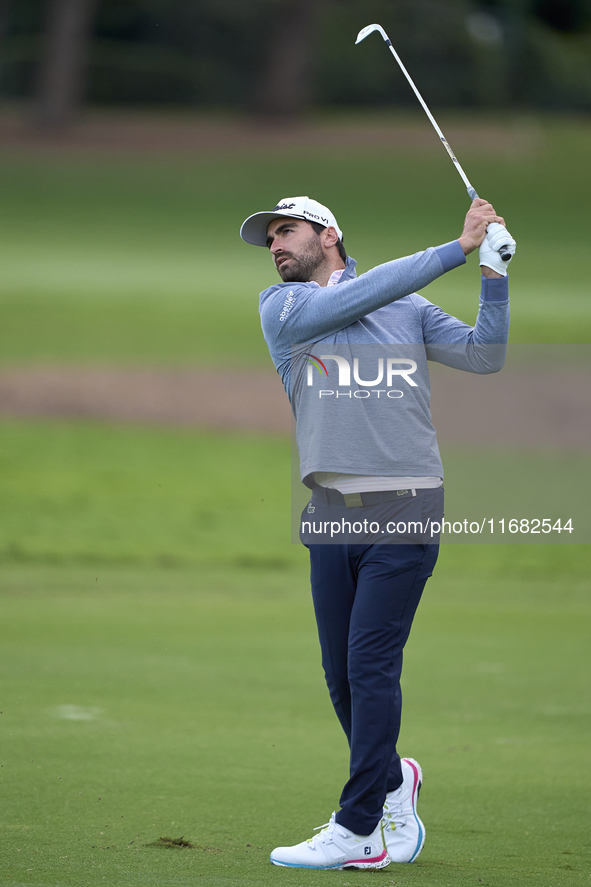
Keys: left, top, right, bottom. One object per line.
{"left": 266, "top": 217, "right": 328, "bottom": 283}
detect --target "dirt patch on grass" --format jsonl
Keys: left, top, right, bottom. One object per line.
{"left": 0, "top": 108, "right": 542, "bottom": 157}
{"left": 146, "top": 836, "right": 223, "bottom": 852}
{"left": 0, "top": 366, "right": 292, "bottom": 435}
{"left": 0, "top": 364, "right": 588, "bottom": 449}
{"left": 147, "top": 837, "right": 196, "bottom": 850}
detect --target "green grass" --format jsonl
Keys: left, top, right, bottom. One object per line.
{"left": 0, "top": 420, "right": 297, "bottom": 569}
{"left": 1, "top": 556, "right": 589, "bottom": 887}
{"left": 0, "top": 422, "right": 591, "bottom": 887}
{"left": 1, "top": 418, "right": 589, "bottom": 885}
{"left": 0, "top": 111, "right": 590, "bottom": 367}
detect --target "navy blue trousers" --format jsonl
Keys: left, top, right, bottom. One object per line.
{"left": 305, "top": 488, "right": 443, "bottom": 835}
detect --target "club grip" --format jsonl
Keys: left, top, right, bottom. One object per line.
{"left": 467, "top": 188, "right": 511, "bottom": 261}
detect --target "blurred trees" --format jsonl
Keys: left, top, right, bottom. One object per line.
{"left": 251, "top": 0, "right": 325, "bottom": 119}
{"left": 34, "top": 0, "right": 101, "bottom": 126}
{"left": 1, "top": 0, "right": 591, "bottom": 124}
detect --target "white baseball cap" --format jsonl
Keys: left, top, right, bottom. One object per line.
{"left": 240, "top": 196, "right": 343, "bottom": 247}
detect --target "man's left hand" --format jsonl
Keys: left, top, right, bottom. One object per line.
{"left": 458, "top": 198, "right": 505, "bottom": 254}
{"left": 479, "top": 222, "right": 516, "bottom": 277}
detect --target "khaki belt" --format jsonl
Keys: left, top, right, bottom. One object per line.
{"left": 311, "top": 484, "right": 417, "bottom": 508}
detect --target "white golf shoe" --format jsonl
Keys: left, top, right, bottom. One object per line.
{"left": 270, "top": 812, "right": 390, "bottom": 870}
{"left": 381, "top": 757, "right": 425, "bottom": 863}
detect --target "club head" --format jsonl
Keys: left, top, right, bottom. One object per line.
{"left": 355, "top": 23, "right": 389, "bottom": 45}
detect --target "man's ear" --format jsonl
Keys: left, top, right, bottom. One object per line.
{"left": 322, "top": 226, "right": 339, "bottom": 248}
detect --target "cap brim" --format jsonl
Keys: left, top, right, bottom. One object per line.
{"left": 240, "top": 211, "right": 307, "bottom": 247}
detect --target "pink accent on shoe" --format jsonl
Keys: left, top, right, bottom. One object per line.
{"left": 346, "top": 849, "right": 389, "bottom": 866}
{"left": 402, "top": 757, "right": 420, "bottom": 799}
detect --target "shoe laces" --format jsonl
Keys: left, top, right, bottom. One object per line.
{"left": 383, "top": 788, "right": 412, "bottom": 826}
{"left": 307, "top": 813, "right": 337, "bottom": 846}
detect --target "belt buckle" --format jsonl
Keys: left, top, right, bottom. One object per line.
{"left": 343, "top": 492, "right": 364, "bottom": 508}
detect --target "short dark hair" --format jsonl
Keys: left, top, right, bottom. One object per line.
{"left": 309, "top": 221, "right": 347, "bottom": 264}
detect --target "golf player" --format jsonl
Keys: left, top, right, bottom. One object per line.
{"left": 240, "top": 196, "right": 515, "bottom": 870}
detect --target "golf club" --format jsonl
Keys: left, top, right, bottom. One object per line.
{"left": 356, "top": 23, "right": 512, "bottom": 261}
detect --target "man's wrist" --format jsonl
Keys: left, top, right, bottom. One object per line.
{"left": 458, "top": 235, "right": 475, "bottom": 255}
{"left": 480, "top": 265, "right": 504, "bottom": 279}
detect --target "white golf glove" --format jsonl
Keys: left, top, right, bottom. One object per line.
{"left": 479, "top": 222, "right": 516, "bottom": 276}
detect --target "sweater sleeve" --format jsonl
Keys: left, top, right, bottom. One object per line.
{"left": 260, "top": 242, "right": 465, "bottom": 346}
{"left": 423, "top": 275, "right": 510, "bottom": 373}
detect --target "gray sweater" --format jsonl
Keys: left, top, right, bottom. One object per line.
{"left": 259, "top": 241, "right": 510, "bottom": 486}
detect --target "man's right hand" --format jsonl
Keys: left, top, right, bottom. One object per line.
{"left": 458, "top": 198, "right": 505, "bottom": 255}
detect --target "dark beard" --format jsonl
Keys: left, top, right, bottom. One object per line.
{"left": 276, "top": 234, "right": 328, "bottom": 282}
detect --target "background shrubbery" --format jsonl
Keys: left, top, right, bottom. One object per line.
{"left": 3, "top": 0, "right": 591, "bottom": 125}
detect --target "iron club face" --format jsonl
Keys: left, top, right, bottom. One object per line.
{"left": 355, "top": 24, "right": 389, "bottom": 44}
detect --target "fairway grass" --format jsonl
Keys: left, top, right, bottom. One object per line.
{"left": 1, "top": 560, "right": 589, "bottom": 887}
{"left": 1, "top": 418, "right": 589, "bottom": 885}
{"left": 0, "top": 420, "right": 299, "bottom": 569}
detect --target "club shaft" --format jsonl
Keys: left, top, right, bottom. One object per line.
{"left": 360, "top": 25, "right": 511, "bottom": 261}
{"left": 383, "top": 38, "right": 477, "bottom": 199}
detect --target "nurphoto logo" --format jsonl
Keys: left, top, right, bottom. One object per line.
{"left": 304, "top": 353, "right": 418, "bottom": 399}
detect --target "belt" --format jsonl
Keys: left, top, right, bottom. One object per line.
{"left": 311, "top": 484, "right": 417, "bottom": 508}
